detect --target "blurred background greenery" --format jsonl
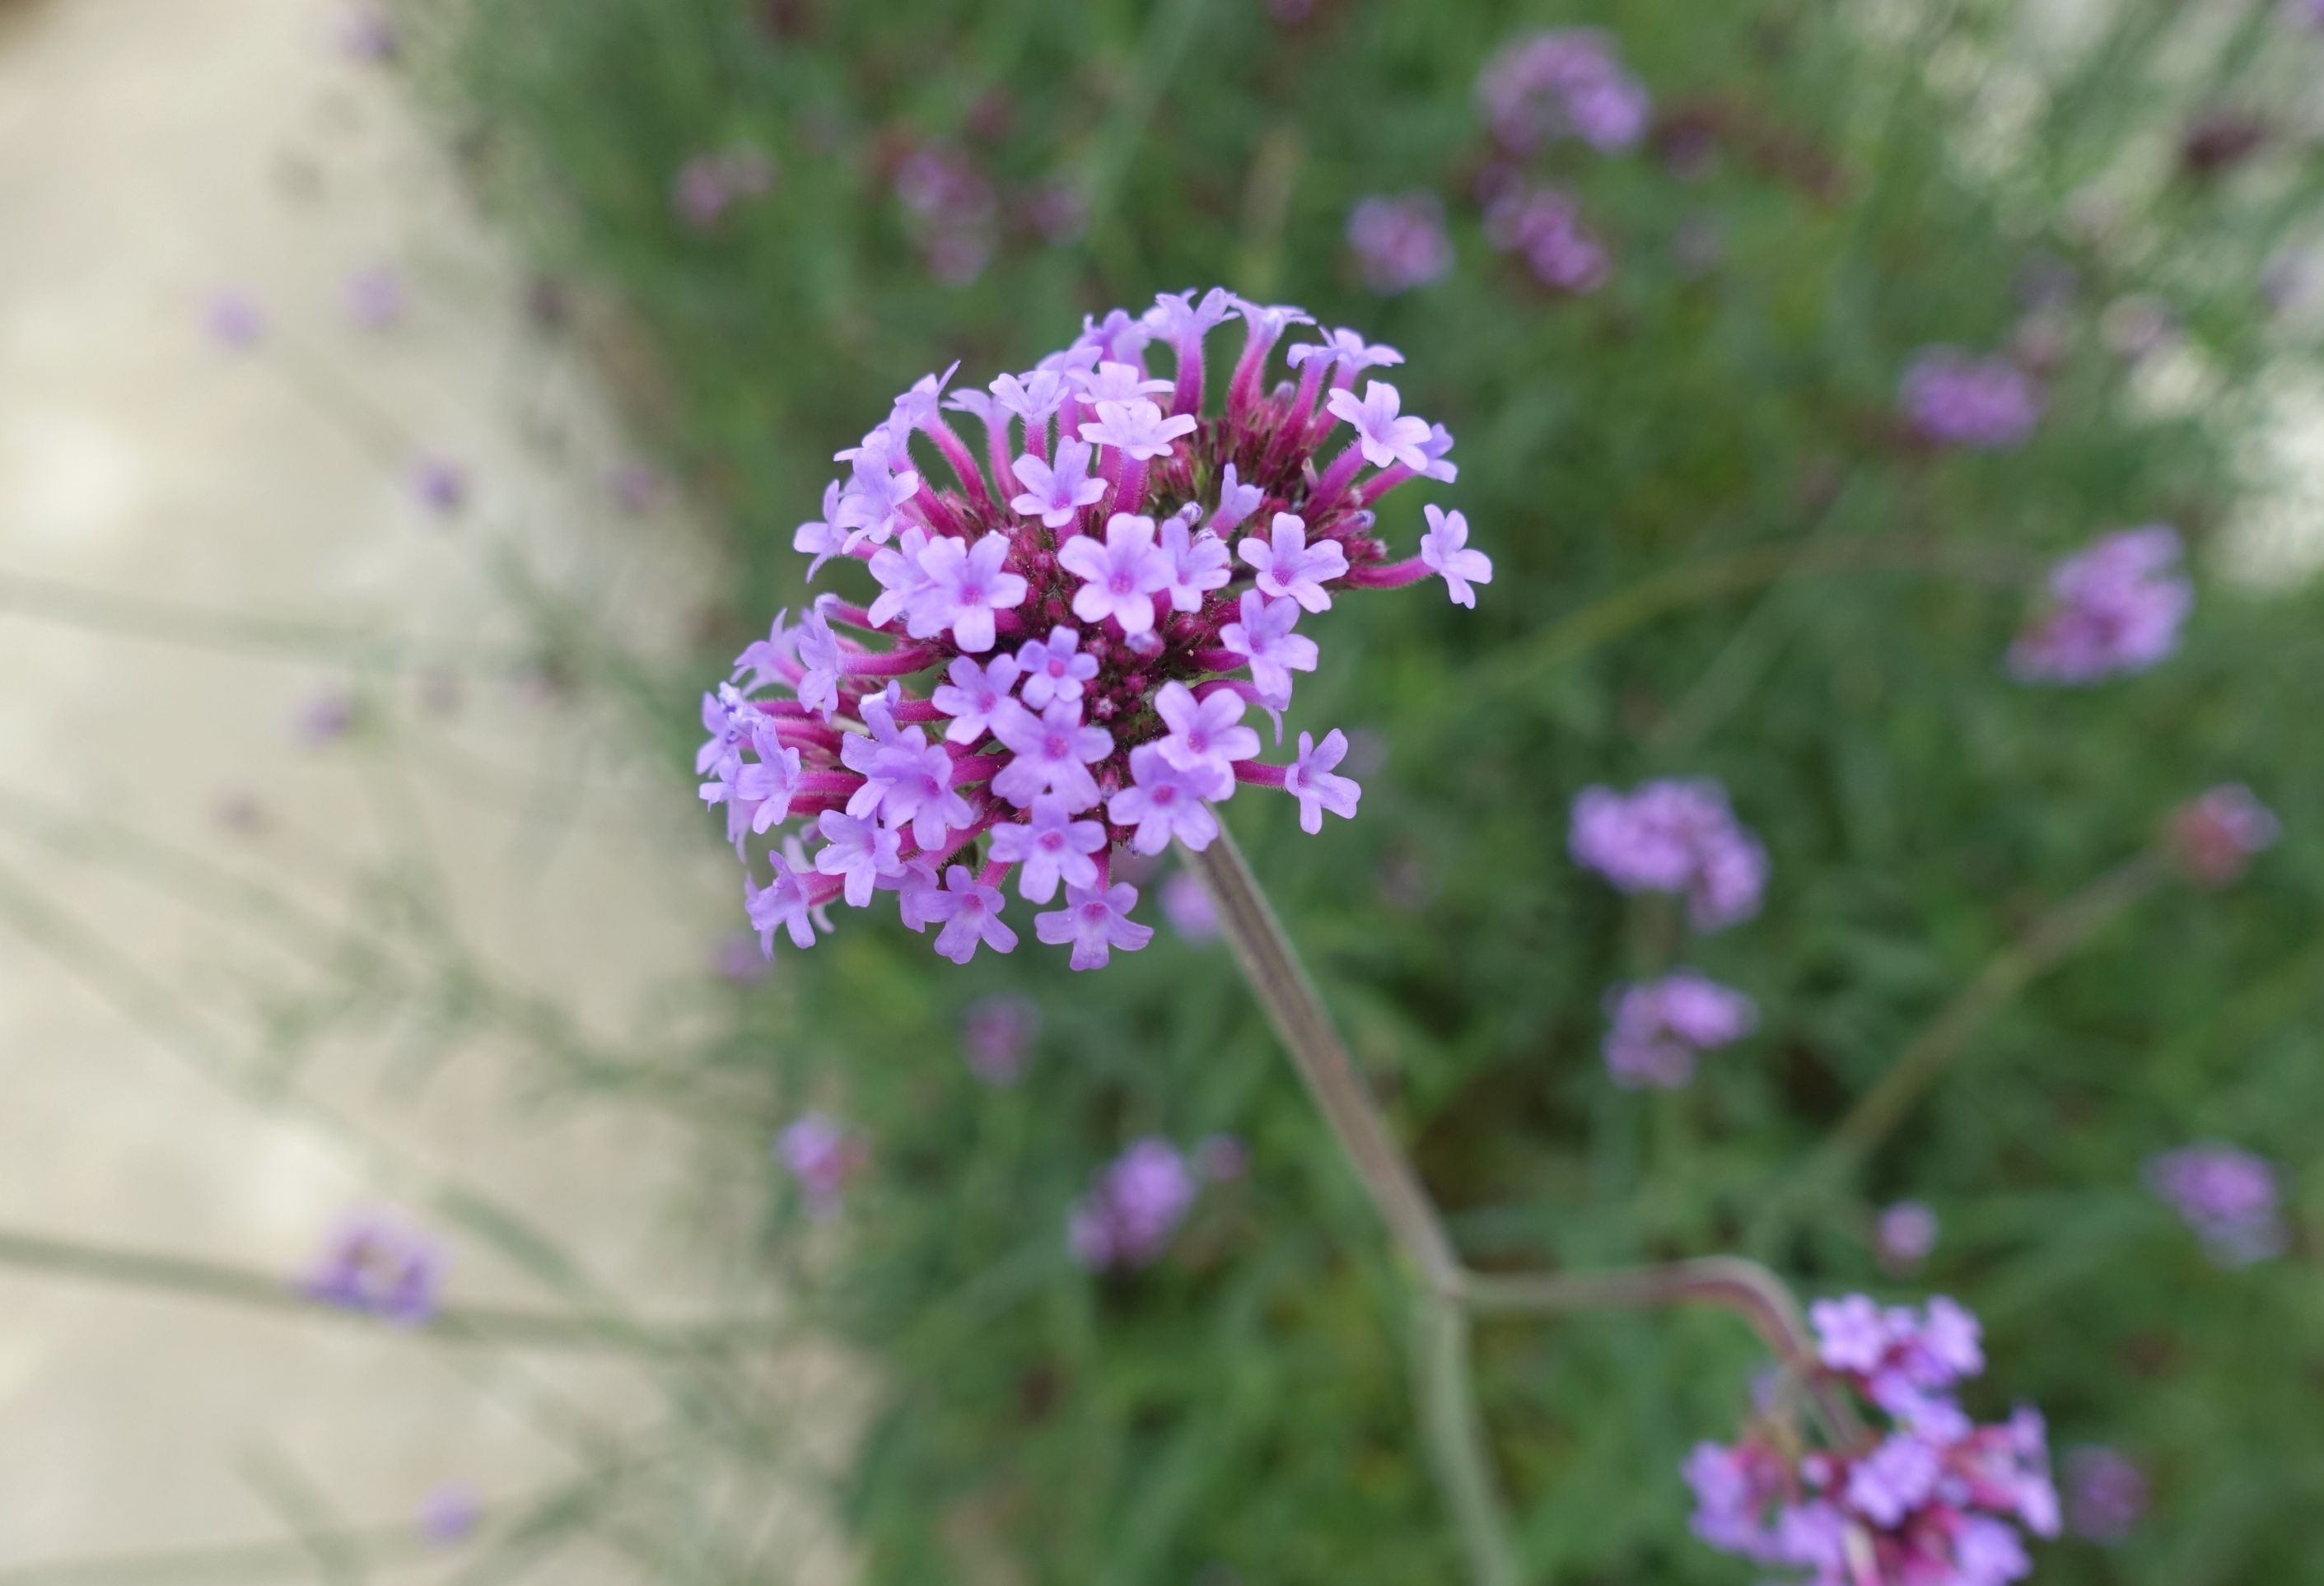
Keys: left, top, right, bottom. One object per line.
{"left": 426, "top": 0, "right": 2324, "bottom": 1579}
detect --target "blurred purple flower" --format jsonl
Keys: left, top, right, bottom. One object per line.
{"left": 1194, "top": 1133, "right": 1248, "bottom": 1183}
{"left": 672, "top": 146, "right": 775, "bottom": 231}
{"left": 1570, "top": 778, "right": 1768, "bottom": 931}
{"left": 1601, "top": 972, "right": 1756, "bottom": 1089}
{"left": 301, "top": 1208, "right": 446, "bottom": 1324}
{"left": 962, "top": 993, "right": 1040, "bottom": 1086}
{"left": 418, "top": 1483, "right": 480, "bottom": 1544}
{"left": 776, "top": 1112, "right": 866, "bottom": 1216}
{"left": 345, "top": 267, "right": 405, "bottom": 329}
{"left": 2148, "top": 1144, "right": 2284, "bottom": 1266}
{"left": 1484, "top": 185, "right": 1609, "bottom": 293}
{"left": 894, "top": 143, "right": 998, "bottom": 287}
{"left": 1477, "top": 30, "right": 1650, "bottom": 154}
{"left": 712, "top": 931, "right": 773, "bottom": 984}
{"left": 412, "top": 457, "right": 469, "bottom": 520}
{"left": 607, "top": 462, "right": 666, "bottom": 515}
{"left": 337, "top": 4, "right": 400, "bottom": 64}
{"left": 1068, "top": 1138, "right": 1196, "bottom": 1271}
{"left": 1021, "top": 180, "right": 1089, "bottom": 248}
{"left": 293, "top": 688, "right": 357, "bottom": 747}
{"left": 2064, "top": 1446, "right": 2148, "bottom": 1544}
{"left": 1878, "top": 1201, "right": 1940, "bottom": 1272}
{"left": 2167, "top": 784, "right": 2279, "bottom": 885}
{"left": 205, "top": 292, "right": 264, "bottom": 351}
{"left": 1899, "top": 348, "right": 2042, "bottom": 450}
{"left": 1346, "top": 193, "right": 1454, "bottom": 295}
{"left": 2009, "top": 525, "right": 2192, "bottom": 685}
{"left": 1159, "top": 870, "right": 1220, "bottom": 942}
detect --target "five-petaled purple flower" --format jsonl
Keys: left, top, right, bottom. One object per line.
{"left": 1035, "top": 880, "right": 1155, "bottom": 971}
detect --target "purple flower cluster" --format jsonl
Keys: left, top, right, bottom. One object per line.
{"left": 301, "top": 1208, "right": 447, "bottom": 1325}
{"left": 672, "top": 145, "right": 776, "bottom": 231}
{"left": 1687, "top": 1296, "right": 2058, "bottom": 1586}
{"left": 893, "top": 142, "right": 1000, "bottom": 286}
{"left": 2063, "top": 1446, "right": 2147, "bottom": 1544}
{"left": 1482, "top": 181, "right": 1611, "bottom": 294}
{"left": 777, "top": 1112, "right": 867, "bottom": 1216}
{"left": 962, "top": 992, "right": 1041, "bottom": 1086}
{"left": 1601, "top": 972, "right": 1757, "bottom": 1088}
{"left": 1899, "top": 348, "right": 2042, "bottom": 450}
{"left": 1067, "top": 1137, "right": 1199, "bottom": 1271}
{"left": 1346, "top": 193, "right": 1454, "bottom": 295}
{"left": 1475, "top": 30, "right": 1652, "bottom": 155}
{"left": 697, "top": 291, "right": 1488, "bottom": 971}
{"left": 2146, "top": 1143, "right": 2284, "bottom": 1266}
{"left": 1570, "top": 778, "right": 1768, "bottom": 931}
{"left": 2167, "top": 782, "right": 2279, "bottom": 885}
{"left": 2008, "top": 525, "right": 2193, "bottom": 684}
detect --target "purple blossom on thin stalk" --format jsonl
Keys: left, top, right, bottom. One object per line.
{"left": 776, "top": 1112, "right": 866, "bottom": 1217}
{"left": 962, "top": 993, "right": 1040, "bottom": 1086}
{"left": 1899, "top": 348, "right": 2042, "bottom": 450}
{"left": 1877, "top": 1201, "right": 1940, "bottom": 1274}
{"left": 1346, "top": 193, "right": 1454, "bottom": 295}
{"left": 2008, "top": 525, "right": 2193, "bottom": 684}
{"left": 1570, "top": 779, "right": 1769, "bottom": 931}
{"left": 691, "top": 290, "right": 1479, "bottom": 969}
{"left": 2166, "top": 783, "right": 2278, "bottom": 886}
{"left": 1067, "top": 1138, "right": 1197, "bottom": 1271}
{"left": 2147, "top": 1143, "right": 2284, "bottom": 1266}
{"left": 301, "top": 1208, "right": 447, "bottom": 1325}
{"left": 2063, "top": 1446, "right": 2148, "bottom": 1544}
{"left": 1476, "top": 30, "right": 1651, "bottom": 154}
{"left": 1601, "top": 972, "right": 1756, "bottom": 1089}
{"left": 1687, "top": 1294, "right": 2058, "bottom": 1585}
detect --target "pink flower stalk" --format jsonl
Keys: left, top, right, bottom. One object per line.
{"left": 1476, "top": 30, "right": 1651, "bottom": 154}
{"left": 2166, "top": 783, "right": 2279, "bottom": 884}
{"left": 1482, "top": 183, "right": 1611, "bottom": 294}
{"left": 1601, "top": 972, "right": 1757, "bottom": 1089}
{"left": 696, "top": 292, "right": 1479, "bottom": 969}
{"left": 2062, "top": 1446, "right": 2147, "bottom": 1544}
{"left": 1877, "top": 1201, "right": 1940, "bottom": 1273}
{"left": 2008, "top": 525, "right": 2193, "bottom": 684}
{"left": 1899, "top": 348, "right": 2042, "bottom": 450}
{"left": 2147, "top": 1144, "right": 2284, "bottom": 1266}
{"left": 1570, "top": 778, "right": 1769, "bottom": 931}
{"left": 1687, "top": 1295, "right": 2058, "bottom": 1586}
{"left": 1067, "top": 1138, "right": 1197, "bottom": 1271}
{"left": 777, "top": 1112, "right": 866, "bottom": 1216}
{"left": 301, "top": 1208, "right": 447, "bottom": 1325}
{"left": 1346, "top": 193, "right": 1455, "bottom": 295}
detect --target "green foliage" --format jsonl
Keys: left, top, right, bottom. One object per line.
{"left": 446, "top": 0, "right": 2324, "bottom": 1580}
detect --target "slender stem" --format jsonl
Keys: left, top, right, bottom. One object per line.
{"left": 1189, "top": 828, "right": 1462, "bottom": 1297}
{"left": 1463, "top": 1257, "right": 1813, "bottom": 1374}
{"left": 1412, "top": 1298, "right": 1524, "bottom": 1586}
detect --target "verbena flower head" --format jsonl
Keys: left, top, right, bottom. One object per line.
{"left": 1877, "top": 1201, "right": 1941, "bottom": 1273}
{"left": 2166, "top": 783, "right": 2279, "bottom": 884}
{"left": 301, "top": 1207, "right": 447, "bottom": 1325}
{"left": 1483, "top": 184, "right": 1611, "bottom": 293}
{"left": 1476, "top": 29, "right": 1651, "bottom": 154}
{"left": 1570, "top": 778, "right": 1768, "bottom": 931}
{"left": 2009, "top": 525, "right": 2193, "bottom": 684}
{"left": 1346, "top": 193, "right": 1455, "bottom": 295}
{"left": 1899, "top": 347, "right": 2042, "bottom": 450}
{"left": 2062, "top": 1446, "right": 2147, "bottom": 1545}
{"left": 2146, "top": 1143, "right": 2284, "bottom": 1266}
{"left": 698, "top": 291, "right": 1480, "bottom": 970}
{"left": 1687, "top": 1295, "right": 2058, "bottom": 1586}
{"left": 1067, "top": 1137, "right": 1198, "bottom": 1271}
{"left": 1601, "top": 971, "right": 1757, "bottom": 1088}
{"left": 777, "top": 1112, "right": 866, "bottom": 1216}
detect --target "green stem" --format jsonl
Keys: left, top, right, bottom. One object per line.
{"left": 1412, "top": 1298, "right": 1524, "bottom": 1586}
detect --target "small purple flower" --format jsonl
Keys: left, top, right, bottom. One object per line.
{"left": 418, "top": 1483, "right": 480, "bottom": 1545}
{"left": 992, "top": 698, "right": 1113, "bottom": 811}
{"left": 917, "top": 532, "right": 1029, "bottom": 654}
{"left": 1010, "top": 439, "right": 1109, "bottom": 528}
{"left": 1159, "top": 870, "right": 1220, "bottom": 940}
{"left": 745, "top": 842, "right": 822, "bottom": 957}
{"left": 1346, "top": 193, "right": 1454, "bottom": 295}
{"left": 776, "top": 1112, "right": 865, "bottom": 1215}
{"left": 1079, "top": 399, "right": 1197, "bottom": 462}
{"left": 1067, "top": 1138, "right": 1197, "bottom": 1271}
{"left": 712, "top": 931, "right": 773, "bottom": 985}
{"left": 1326, "top": 382, "right": 1434, "bottom": 472}
{"left": 1878, "top": 1201, "right": 1941, "bottom": 1271}
{"left": 1160, "top": 516, "right": 1234, "bottom": 612}
{"left": 1153, "top": 682, "right": 1259, "bottom": 795}
{"left": 990, "top": 795, "right": 1107, "bottom": 903}
{"left": 963, "top": 993, "right": 1040, "bottom": 1086}
{"left": 1484, "top": 186, "right": 1611, "bottom": 293}
{"left": 412, "top": 457, "right": 469, "bottom": 520}
{"left": 346, "top": 267, "right": 405, "bottom": 329}
{"left": 1059, "top": 514, "right": 1174, "bottom": 634}
{"left": 1015, "top": 627, "right": 1101, "bottom": 711}
{"left": 931, "top": 652, "right": 1022, "bottom": 744}
{"left": 2009, "top": 525, "right": 2193, "bottom": 684}
{"left": 1846, "top": 1435, "right": 1944, "bottom": 1527}
{"left": 1109, "top": 744, "right": 1223, "bottom": 854}
{"left": 301, "top": 1209, "right": 446, "bottom": 1325}
{"left": 930, "top": 865, "right": 1018, "bottom": 963}
{"left": 1900, "top": 347, "right": 2042, "bottom": 450}
{"left": 1239, "top": 512, "right": 1348, "bottom": 613}
{"left": 1034, "top": 880, "right": 1154, "bottom": 971}
{"left": 1283, "top": 730, "right": 1361, "bottom": 834}
{"left": 2168, "top": 783, "right": 2280, "bottom": 884}
{"left": 1421, "top": 505, "right": 1493, "bottom": 608}
{"left": 1570, "top": 779, "right": 1768, "bottom": 932}
{"left": 2064, "top": 1446, "right": 2148, "bottom": 1544}
{"left": 1219, "top": 592, "right": 1318, "bottom": 707}
{"left": 1476, "top": 29, "right": 1650, "bottom": 154}
{"left": 205, "top": 291, "right": 265, "bottom": 350}
{"left": 813, "top": 809, "right": 903, "bottom": 908}
{"left": 2148, "top": 1144, "right": 2284, "bottom": 1266}
{"left": 1810, "top": 1294, "right": 1895, "bottom": 1374}
{"left": 1071, "top": 361, "right": 1176, "bottom": 405}
{"left": 1601, "top": 972, "right": 1757, "bottom": 1088}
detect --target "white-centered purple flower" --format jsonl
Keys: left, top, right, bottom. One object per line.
{"left": 1220, "top": 591, "right": 1318, "bottom": 706}
{"left": 1283, "top": 730, "right": 1361, "bottom": 833}
{"left": 1071, "top": 360, "right": 1174, "bottom": 404}
{"left": 991, "top": 367, "right": 1071, "bottom": 428}
{"left": 1034, "top": 880, "right": 1155, "bottom": 971}
{"left": 916, "top": 531, "right": 1029, "bottom": 653}
{"left": 1015, "top": 626, "right": 1100, "bottom": 710}
{"left": 1421, "top": 505, "right": 1494, "bottom": 607}
{"left": 1068, "top": 1138, "right": 1197, "bottom": 1270}
{"left": 1153, "top": 681, "right": 1259, "bottom": 794}
{"left": 1326, "top": 381, "right": 1435, "bottom": 471}
{"left": 931, "top": 652, "right": 1022, "bottom": 744}
{"left": 989, "top": 795, "right": 1107, "bottom": 903}
{"left": 1160, "top": 515, "right": 1234, "bottom": 611}
{"left": 1079, "top": 398, "right": 1197, "bottom": 461}
{"left": 929, "top": 865, "right": 1017, "bottom": 963}
{"left": 1239, "top": 512, "right": 1349, "bottom": 612}
{"left": 1109, "top": 744, "right": 1223, "bottom": 853}
{"left": 1600, "top": 972, "right": 1756, "bottom": 1088}
{"left": 1058, "top": 512, "right": 1173, "bottom": 633}
{"left": 1010, "top": 438, "right": 1108, "bottom": 527}
{"left": 2009, "top": 525, "right": 2193, "bottom": 684}
{"left": 991, "top": 698, "right": 1113, "bottom": 811}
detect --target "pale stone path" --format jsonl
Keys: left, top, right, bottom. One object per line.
{"left": 0, "top": 1, "right": 829, "bottom": 1579}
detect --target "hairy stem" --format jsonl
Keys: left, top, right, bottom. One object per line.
{"left": 1413, "top": 1298, "right": 1524, "bottom": 1586}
